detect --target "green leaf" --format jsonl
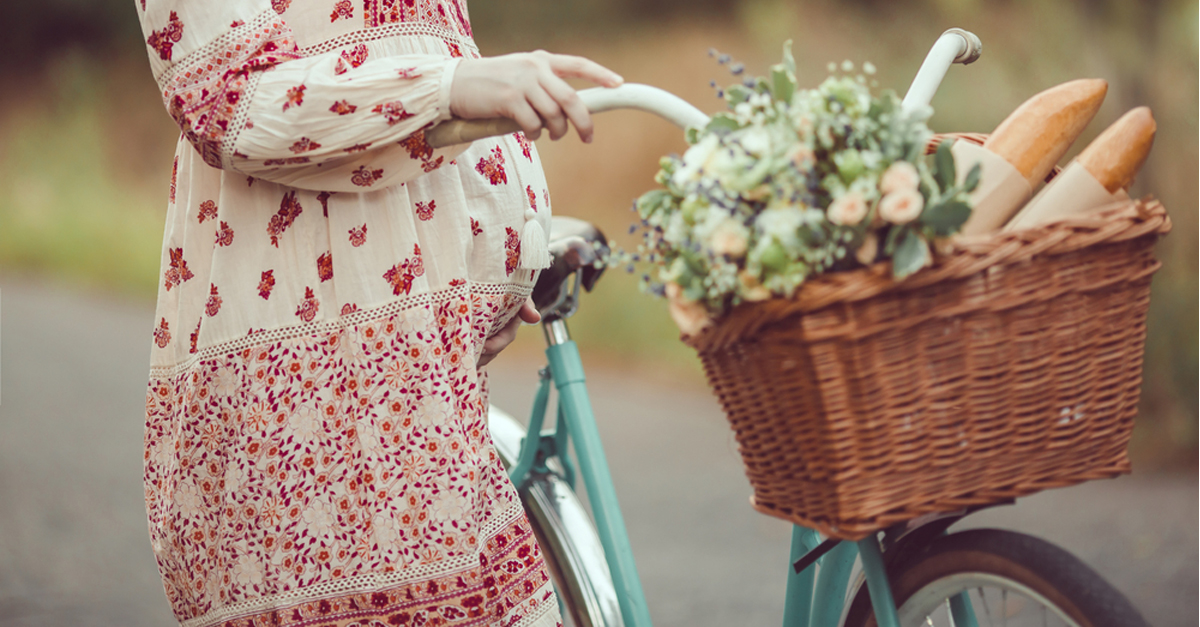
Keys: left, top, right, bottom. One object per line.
{"left": 883, "top": 223, "right": 903, "bottom": 255}
{"left": 771, "top": 64, "right": 796, "bottom": 105}
{"left": 781, "top": 40, "right": 795, "bottom": 76}
{"left": 920, "top": 199, "right": 971, "bottom": 234}
{"left": 685, "top": 126, "right": 700, "bottom": 145}
{"left": 933, "top": 138, "right": 956, "bottom": 192}
{"left": 963, "top": 162, "right": 981, "bottom": 193}
{"left": 892, "top": 229, "right": 930, "bottom": 279}
{"left": 635, "top": 189, "right": 672, "bottom": 218}
{"left": 705, "top": 113, "right": 742, "bottom": 134}
{"left": 726, "top": 85, "right": 753, "bottom": 105}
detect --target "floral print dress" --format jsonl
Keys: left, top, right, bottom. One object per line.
{"left": 136, "top": 1, "right": 558, "bottom": 626}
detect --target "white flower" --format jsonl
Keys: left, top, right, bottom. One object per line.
{"left": 879, "top": 161, "right": 921, "bottom": 195}
{"left": 755, "top": 206, "right": 805, "bottom": 247}
{"left": 665, "top": 282, "right": 713, "bottom": 337}
{"left": 878, "top": 188, "right": 925, "bottom": 224}
{"left": 708, "top": 218, "right": 749, "bottom": 258}
{"left": 671, "top": 134, "right": 719, "bottom": 188}
{"left": 787, "top": 142, "right": 814, "bottom": 168}
{"left": 826, "top": 190, "right": 868, "bottom": 226}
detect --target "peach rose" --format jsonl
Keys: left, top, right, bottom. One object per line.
{"left": 879, "top": 161, "right": 921, "bottom": 195}
{"left": 878, "top": 188, "right": 925, "bottom": 224}
{"left": 665, "top": 282, "right": 713, "bottom": 337}
{"left": 710, "top": 219, "right": 749, "bottom": 258}
{"left": 826, "top": 191, "right": 868, "bottom": 226}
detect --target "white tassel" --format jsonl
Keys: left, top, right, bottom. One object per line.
{"left": 519, "top": 209, "right": 550, "bottom": 269}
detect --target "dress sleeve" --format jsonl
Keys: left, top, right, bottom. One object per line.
{"left": 139, "top": 0, "right": 470, "bottom": 193}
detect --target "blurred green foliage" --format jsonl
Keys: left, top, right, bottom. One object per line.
{"left": 0, "top": 0, "right": 1194, "bottom": 468}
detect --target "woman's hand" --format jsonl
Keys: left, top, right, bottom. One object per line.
{"left": 477, "top": 298, "right": 541, "bottom": 369}
{"left": 449, "top": 51, "right": 623, "bottom": 143}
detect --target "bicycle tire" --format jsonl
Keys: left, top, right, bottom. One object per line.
{"left": 843, "top": 528, "right": 1148, "bottom": 627}
{"left": 488, "top": 405, "right": 624, "bottom": 627}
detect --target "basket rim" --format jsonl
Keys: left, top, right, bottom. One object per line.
{"left": 684, "top": 196, "right": 1170, "bottom": 352}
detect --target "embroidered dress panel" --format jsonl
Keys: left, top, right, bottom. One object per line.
{"left": 136, "top": 0, "right": 557, "bottom": 625}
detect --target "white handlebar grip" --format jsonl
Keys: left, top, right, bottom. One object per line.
{"left": 901, "top": 28, "right": 983, "bottom": 115}
{"left": 425, "top": 83, "right": 710, "bottom": 149}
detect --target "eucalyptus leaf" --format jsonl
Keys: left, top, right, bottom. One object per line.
{"left": 705, "top": 114, "right": 742, "bottom": 134}
{"left": 963, "top": 162, "right": 981, "bottom": 193}
{"left": 921, "top": 199, "right": 971, "bottom": 233}
{"left": 782, "top": 40, "right": 795, "bottom": 76}
{"left": 685, "top": 126, "right": 700, "bottom": 145}
{"left": 726, "top": 85, "right": 752, "bottom": 105}
{"left": 934, "top": 138, "right": 956, "bottom": 192}
{"left": 771, "top": 65, "right": 796, "bottom": 104}
{"left": 892, "top": 229, "right": 930, "bottom": 279}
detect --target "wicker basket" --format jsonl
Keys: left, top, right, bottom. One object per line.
{"left": 682, "top": 137, "right": 1172, "bottom": 540}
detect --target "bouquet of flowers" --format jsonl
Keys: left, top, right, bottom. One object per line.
{"left": 621, "top": 43, "right": 981, "bottom": 334}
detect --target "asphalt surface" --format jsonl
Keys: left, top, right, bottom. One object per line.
{"left": 0, "top": 279, "right": 1195, "bottom": 627}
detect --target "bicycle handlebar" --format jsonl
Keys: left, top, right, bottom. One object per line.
{"left": 424, "top": 28, "right": 981, "bottom": 149}
{"left": 425, "top": 83, "right": 709, "bottom": 148}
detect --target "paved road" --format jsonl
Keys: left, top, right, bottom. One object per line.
{"left": 0, "top": 279, "right": 1195, "bottom": 627}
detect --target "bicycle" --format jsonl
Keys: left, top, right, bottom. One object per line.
{"left": 430, "top": 28, "right": 1152, "bottom": 627}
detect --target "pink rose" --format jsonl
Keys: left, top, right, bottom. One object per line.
{"left": 879, "top": 161, "right": 920, "bottom": 195}
{"left": 878, "top": 188, "right": 925, "bottom": 224}
{"left": 827, "top": 191, "right": 868, "bottom": 226}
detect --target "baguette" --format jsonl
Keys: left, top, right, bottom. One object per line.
{"left": 983, "top": 78, "right": 1108, "bottom": 188}
{"left": 1076, "top": 106, "right": 1156, "bottom": 192}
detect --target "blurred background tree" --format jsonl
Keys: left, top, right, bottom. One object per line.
{"left": 0, "top": 0, "right": 1194, "bottom": 468}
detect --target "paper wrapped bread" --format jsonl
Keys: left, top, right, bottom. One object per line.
{"left": 1004, "top": 107, "right": 1155, "bottom": 231}
{"left": 983, "top": 78, "right": 1108, "bottom": 187}
{"left": 956, "top": 79, "right": 1108, "bottom": 235}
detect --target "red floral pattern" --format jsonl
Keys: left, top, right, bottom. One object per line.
{"left": 147, "top": 10, "right": 184, "bottom": 61}
{"left": 289, "top": 138, "right": 321, "bottom": 153}
{"left": 215, "top": 221, "right": 235, "bottom": 247}
{"left": 348, "top": 224, "right": 368, "bottom": 247}
{"left": 317, "top": 251, "right": 333, "bottom": 282}
{"left": 295, "top": 287, "right": 320, "bottom": 322}
{"left": 415, "top": 200, "right": 435, "bottom": 221}
{"left": 329, "top": 100, "right": 357, "bottom": 115}
{"left": 269, "top": 191, "right": 304, "bottom": 247}
{"left": 513, "top": 132, "right": 532, "bottom": 161}
{"left": 145, "top": 290, "right": 551, "bottom": 623}
{"left": 162, "top": 18, "right": 300, "bottom": 168}
{"left": 154, "top": 317, "right": 171, "bottom": 348}
{"left": 526, "top": 185, "right": 537, "bottom": 212}
{"left": 206, "top": 284, "right": 223, "bottom": 317}
{"left": 399, "top": 131, "right": 443, "bottom": 173}
{"left": 475, "top": 146, "right": 507, "bottom": 185}
{"left": 397, "top": 67, "right": 422, "bottom": 79}
{"left": 329, "top": 0, "right": 353, "bottom": 21}
{"left": 372, "top": 100, "right": 414, "bottom": 125}
{"left": 258, "top": 270, "right": 276, "bottom": 300}
{"left": 333, "top": 44, "right": 369, "bottom": 75}
{"left": 190, "top": 319, "right": 202, "bottom": 353}
{"left": 284, "top": 85, "right": 306, "bottom": 111}
{"left": 164, "top": 247, "right": 195, "bottom": 291}
{"left": 271, "top": 0, "right": 291, "bottom": 13}
{"left": 344, "top": 142, "right": 371, "bottom": 153}
{"left": 504, "top": 227, "right": 520, "bottom": 276}
{"left": 198, "top": 200, "right": 218, "bottom": 223}
{"left": 317, "top": 191, "right": 334, "bottom": 217}
{"left": 470, "top": 217, "right": 482, "bottom": 236}
{"left": 383, "top": 244, "right": 425, "bottom": 295}
{"left": 351, "top": 165, "right": 384, "bottom": 187}
{"left": 169, "top": 157, "right": 178, "bottom": 203}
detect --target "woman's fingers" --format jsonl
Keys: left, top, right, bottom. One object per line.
{"left": 506, "top": 99, "right": 545, "bottom": 141}
{"left": 525, "top": 87, "right": 569, "bottom": 141}
{"left": 544, "top": 53, "right": 624, "bottom": 88}
{"left": 517, "top": 298, "right": 541, "bottom": 323}
{"left": 540, "top": 71, "right": 593, "bottom": 143}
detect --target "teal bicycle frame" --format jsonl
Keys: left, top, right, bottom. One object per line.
{"left": 504, "top": 317, "right": 961, "bottom": 627}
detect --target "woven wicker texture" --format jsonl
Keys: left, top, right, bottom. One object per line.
{"left": 683, "top": 135, "right": 1172, "bottom": 540}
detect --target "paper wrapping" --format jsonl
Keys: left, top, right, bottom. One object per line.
{"left": 1003, "top": 161, "right": 1130, "bottom": 232}
{"left": 952, "top": 141, "right": 1033, "bottom": 236}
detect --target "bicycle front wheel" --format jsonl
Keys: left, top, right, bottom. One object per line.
{"left": 843, "top": 529, "right": 1148, "bottom": 627}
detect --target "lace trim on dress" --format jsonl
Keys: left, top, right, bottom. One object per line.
{"left": 155, "top": 10, "right": 301, "bottom": 168}
{"left": 149, "top": 281, "right": 532, "bottom": 378}
{"left": 179, "top": 503, "right": 526, "bottom": 627}
{"left": 299, "top": 22, "right": 480, "bottom": 59}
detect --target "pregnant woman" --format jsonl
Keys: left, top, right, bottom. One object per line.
{"left": 135, "top": 1, "right": 621, "bottom": 625}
